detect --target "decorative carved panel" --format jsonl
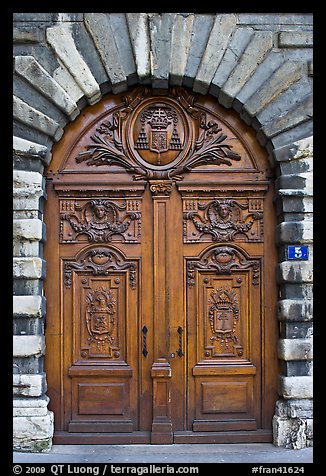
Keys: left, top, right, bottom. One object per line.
{"left": 187, "top": 246, "right": 261, "bottom": 287}
{"left": 78, "top": 280, "right": 122, "bottom": 359}
{"left": 183, "top": 197, "right": 263, "bottom": 243}
{"left": 64, "top": 247, "right": 137, "bottom": 289}
{"left": 74, "top": 87, "right": 243, "bottom": 182}
{"left": 59, "top": 198, "right": 141, "bottom": 243}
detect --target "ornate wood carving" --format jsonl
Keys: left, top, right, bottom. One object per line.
{"left": 60, "top": 198, "right": 141, "bottom": 243}
{"left": 64, "top": 247, "right": 137, "bottom": 289}
{"left": 184, "top": 198, "right": 263, "bottom": 242}
{"left": 149, "top": 181, "right": 173, "bottom": 196}
{"left": 208, "top": 287, "right": 243, "bottom": 357}
{"left": 75, "top": 87, "right": 241, "bottom": 182}
{"left": 187, "top": 246, "right": 260, "bottom": 287}
{"left": 85, "top": 286, "right": 116, "bottom": 353}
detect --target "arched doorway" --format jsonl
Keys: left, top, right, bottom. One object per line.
{"left": 44, "top": 86, "right": 279, "bottom": 444}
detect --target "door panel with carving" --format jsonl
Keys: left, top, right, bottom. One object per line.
{"left": 45, "top": 86, "right": 278, "bottom": 444}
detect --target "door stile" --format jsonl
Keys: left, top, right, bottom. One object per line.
{"left": 150, "top": 180, "right": 173, "bottom": 444}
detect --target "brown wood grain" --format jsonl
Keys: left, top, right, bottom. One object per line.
{"left": 45, "top": 86, "right": 278, "bottom": 444}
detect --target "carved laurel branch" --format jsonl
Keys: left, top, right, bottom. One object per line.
{"left": 75, "top": 88, "right": 241, "bottom": 181}
{"left": 64, "top": 248, "right": 137, "bottom": 289}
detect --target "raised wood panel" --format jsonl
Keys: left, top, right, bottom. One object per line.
{"left": 78, "top": 383, "right": 125, "bottom": 415}
{"left": 201, "top": 382, "right": 248, "bottom": 414}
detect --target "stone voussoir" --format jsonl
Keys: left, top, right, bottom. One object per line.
{"left": 14, "top": 55, "right": 80, "bottom": 121}
{"left": 193, "top": 14, "right": 237, "bottom": 95}
{"left": 13, "top": 95, "right": 64, "bottom": 142}
{"left": 218, "top": 30, "right": 273, "bottom": 108}
{"left": 244, "top": 61, "right": 302, "bottom": 118}
{"left": 169, "top": 13, "right": 195, "bottom": 86}
{"left": 46, "top": 23, "right": 101, "bottom": 105}
{"left": 126, "top": 13, "right": 151, "bottom": 82}
{"left": 13, "top": 136, "right": 52, "bottom": 165}
{"left": 84, "top": 13, "right": 128, "bottom": 94}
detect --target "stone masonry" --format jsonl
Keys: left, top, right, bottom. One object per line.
{"left": 13, "top": 13, "right": 313, "bottom": 451}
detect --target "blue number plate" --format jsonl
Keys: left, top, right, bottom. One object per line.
{"left": 288, "top": 245, "right": 309, "bottom": 260}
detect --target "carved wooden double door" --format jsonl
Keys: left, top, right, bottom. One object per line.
{"left": 45, "top": 87, "right": 278, "bottom": 444}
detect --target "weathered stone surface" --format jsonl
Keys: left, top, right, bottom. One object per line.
{"left": 275, "top": 399, "right": 313, "bottom": 419}
{"left": 193, "top": 14, "right": 237, "bottom": 94}
{"left": 13, "top": 95, "right": 63, "bottom": 142}
{"left": 308, "top": 60, "right": 313, "bottom": 77}
{"left": 46, "top": 24, "right": 101, "bottom": 104}
{"left": 13, "top": 257, "right": 45, "bottom": 280}
{"left": 13, "top": 26, "right": 45, "bottom": 43}
{"left": 149, "top": 13, "right": 174, "bottom": 88}
{"left": 13, "top": 396, "right": 50, "bottom": 417}
{"left": 277, "top": 221, "right": 313, "bottom": 244}
{"left": 13, "top": 241, "right": 41, "bottom": 258}
{"left": 262, "top": 94, "right": 313, "bottom": 139}
{"left": 170, "top": 14, "right": 194, "bottom": 86}
{"left": 13, "top": 136, "right": 51, "bottom": 165}
{"left": 13, "top": 412, "right": 54, "bottom": 452}
{"left": 278, "top": 157, "right": 313, "bottom": 175}
{"left": 13, "top": 219, "right": 44, "bottom": 242}
{"left": 13, "top": 295, "right": 46, "bottom": 318}
{"left": 280, "top": 284, "right": 313, "bottom": 301}
{"left": 84, "top": 13, "right": 128, "bottom": 93}
{"left": 183, "top": 14, "right": 215, "bottom": 87}
{"left": 53, "top": 64, "right": 85, "bottom": 103}
{"left": 13, "top": 335, "right": 45, "bottom": 358}
{"left": 244, "top": 61, "right": 302, "bottom": 118}
{"left": 13, "top": 279, "right": 43, "bottom": 297}
{"left": 273, "top": 415, "right": 309, "bottom": 449}
{"left": 126, "top": 13, "right": 151, "bottom": 83}
{"left": 14, "top": 56, "right": 79, "bottom": 121}
{"left": 278, "top": 262, "right": 313, "bottom": 284}
{"left": 210, "top": 27, "right": 254, "bottom": 96}
{"left": 282, "top": 360, "right": 313, "bottom": 377}
{"left": 278, "top": 338, "right": 313, "bottom": 361}
{"left": 237, "top": 14, "right": 313, "bottom": 25}
{"left": 278, "top": 299, "right": 313, "bottom": 322}
{"left": 276, "top": 172, "right": 313, "bottom": 193}
{"left": 13, "top": 373, "right": 47, "bottom": 397}
{"left": 13, "top": 170, "right": 44, "bottom": 212}
{"left": 273, "top": 135, "right": 313, "bottom": 163}
{"left": 218, "top": 31, "right": 273, "bottom": 108}
{"left": 278, "top": 31, "right": 313, "bottom": 48}
{"left": 268, "top": 120, "right": 313, "bottom": 152}
{"left": 279, "top": 376, "right": 313, "bottom": 399}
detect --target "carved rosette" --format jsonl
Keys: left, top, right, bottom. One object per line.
{"left": 187, "top": 246, "right": 260, "bottom": 287}
{"left": 64, "top": 247, "right": 137, "bottom": 289}
{"left": 208, "top": 287, "right": 243, "bottom": 357}
{"left": 75, "top": 87, "right": 241, "bottom": 182}
{"left": 85, "top": 286, "right": 116, "bottom": 352}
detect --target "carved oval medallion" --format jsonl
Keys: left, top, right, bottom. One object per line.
{"left": 126, "top": 98, "right": 192, "bottom": 170}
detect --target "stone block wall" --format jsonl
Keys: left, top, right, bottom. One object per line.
{"left": 13, "top": 13, "right": 313, "bottom": 451}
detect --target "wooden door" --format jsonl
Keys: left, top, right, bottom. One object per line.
{"left": 45, "top": 87, "right": 278, "bottom": 444}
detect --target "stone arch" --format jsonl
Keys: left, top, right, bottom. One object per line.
{"left": 13, "top": 13, "right": 313, "bottom": 451}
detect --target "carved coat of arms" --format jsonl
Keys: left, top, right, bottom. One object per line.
{"left": 85, "top": 287, "right": 116, "bottom": 351}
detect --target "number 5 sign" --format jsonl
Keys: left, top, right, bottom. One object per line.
{"left": 288, "top": 245, "right": 309, "bottom": 260}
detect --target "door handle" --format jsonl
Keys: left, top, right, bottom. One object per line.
{"left": 176, "top": 326, "right": 184, "bottom": 357}
{"left": 142, "top": 326, "right": 148, "bottom": 357}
